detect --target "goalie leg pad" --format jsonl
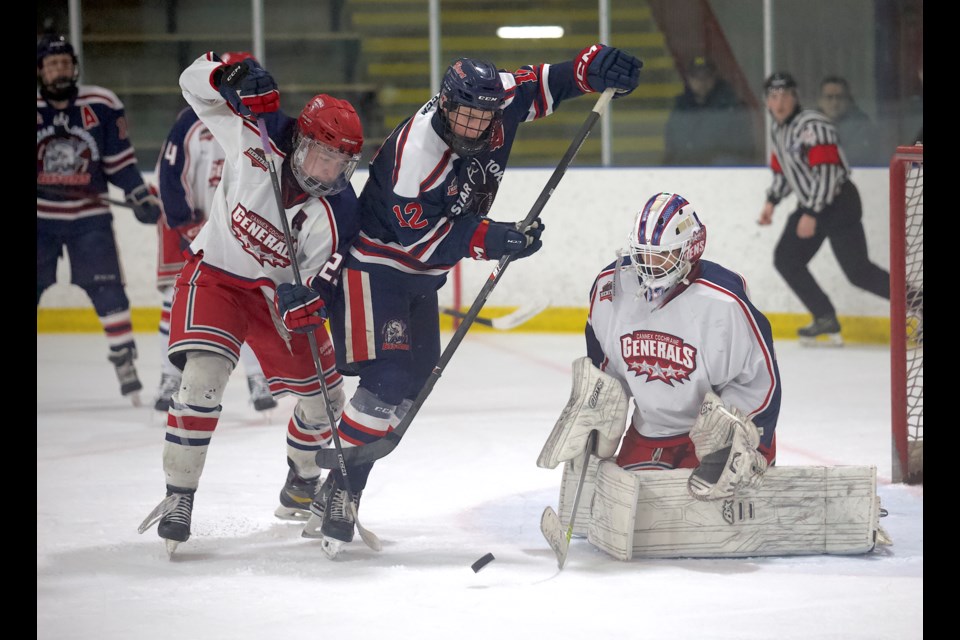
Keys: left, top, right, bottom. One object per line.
{"left": 558, "top": 453, "right": 602, "bottom": 538}
{"left": 601, "top": 465, "right": 884, "bottom": 559}
{"left": 538, "top": 357, "right": 629, "bottom": 469}
{"left": 587, "top": 461, "right": 642, "bottom": 561}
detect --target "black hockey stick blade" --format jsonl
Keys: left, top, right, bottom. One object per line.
{"left": 314, "top": 89, "right": 616, "bottom": 470}
{"left": 440, "top": 300, "right": 549, "bottom": 330}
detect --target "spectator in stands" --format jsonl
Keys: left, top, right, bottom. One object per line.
{"left": 817, "top": 76, "right": 886, "bottom": 166}
{"left": 663, "top": 55, "right": 756, "bottom": 166}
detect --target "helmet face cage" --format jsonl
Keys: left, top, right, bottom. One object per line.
{"left": 439, "top": 58, "right": 505, "bottom": 156}
{"left": 627, "top": 193, "right": 706, "bottom": 297}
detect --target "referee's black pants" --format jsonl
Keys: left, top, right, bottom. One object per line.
{"left": 773, "top": 180, "right": 890, "bottom": 319}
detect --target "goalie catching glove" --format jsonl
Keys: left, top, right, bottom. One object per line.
{"left": 686, "top": 392, "right": 768, "bottom": 501}
{"left": 274, "top": 283, "right": 326, "bottom": 333}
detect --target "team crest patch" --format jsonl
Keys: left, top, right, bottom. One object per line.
{"left": 381, "top": 319, "right": 410, "bottom": 351}
{"left": 620, "top": 330, "right": 697, "bottom": 386}
{"left": 599, "top": 281, "right": 614, "bottom": 302}
{"left": 244, "top": 147, "right": 268, "bottom": 171}
{"left": 229, "top": 203, "right": 291, "bottom": 267}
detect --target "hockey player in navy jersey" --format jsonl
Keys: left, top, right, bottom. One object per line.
{"left": 152, "top": 51, "right": 277, "bottom": 415}
{"left": 295, "top": 45, "right": 642, "bottom": 557}
{"left": 36, "top": 32, "right": 161, "bottom": 403}
{"left": 139, "top": 52, "right": 364, "bottom": 555}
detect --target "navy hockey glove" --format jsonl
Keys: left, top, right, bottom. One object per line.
{"left": 469, "top": 218, "right": 545, "bottom": 261}
{"left": 217, "top": 59, "right": 279, "bottom": 115}
{"left": 126, "top": 184, "right": 161, "bottom": 224}
{"left": 574, "top": 44, "right": 642, "bottom": 98}
{"left": 275, "top": 283, "right": 327, "bottom": 333}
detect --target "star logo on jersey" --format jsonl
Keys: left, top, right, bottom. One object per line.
{"left": 229, "top": 202, "right": 290, "bottom": 268}
{"left": 244, "top": 147, "right": 268, "bottom": 172}
{"left": 619, "top": 330, "right": 697, "bottom": 386}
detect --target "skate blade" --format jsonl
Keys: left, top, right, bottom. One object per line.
{"left": 274, "top": 506, "right": 311, "bottom": 521}
{"left": 320, "top": 537, "right": 345, "bottom": 559}
{"left": 798, "top": 334, "right": 843, "bottom": 347}
{"left": 165, "top": 539, "right": 181, "bottom": 557}
{"left": 301, "top": 513, "right": 324, "bottom": 539}
{"left": 128, "top": 392, "right": 143, "bottom": 407}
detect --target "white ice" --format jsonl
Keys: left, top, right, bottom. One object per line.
{"left": 37, "top": 333, "right": 922, "bottom": 640}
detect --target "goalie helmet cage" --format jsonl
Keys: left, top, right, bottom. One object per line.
{"left": 889, "top": 145, "right": 923, "bottom": 484}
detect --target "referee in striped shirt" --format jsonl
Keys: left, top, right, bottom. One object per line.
{"left": 758, "top": 72, "right": 890, "bottom": 344}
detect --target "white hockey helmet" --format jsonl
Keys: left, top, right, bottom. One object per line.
{"left": 627, "top": 192, "right": 707, "bottom": 297}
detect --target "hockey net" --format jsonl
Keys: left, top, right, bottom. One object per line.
{"left": 889, "top": 145, "right": 923, "bottom": 484}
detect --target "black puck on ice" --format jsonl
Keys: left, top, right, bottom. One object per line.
{"left": 471, "top": 552, "right": 495, "bottom": 573}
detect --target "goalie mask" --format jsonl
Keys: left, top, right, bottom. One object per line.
{"left": 292, "top": 94, "right": 363, "bottom": 198}
{"left": 37, "top": 33, "right": 79, "bottom": 102}
{"left": 438, "top": 58, "right": 505, "bottom": 157}
{"left": 627, "top": 192, "right": 706, "bottom": 299}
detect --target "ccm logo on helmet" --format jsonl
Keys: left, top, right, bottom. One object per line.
{"left": 477, "top": 95, "right": 499, "bottom": 102}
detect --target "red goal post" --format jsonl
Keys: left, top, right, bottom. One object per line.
{"left": 889, "top": 145, "right": 923, "bottom": 484}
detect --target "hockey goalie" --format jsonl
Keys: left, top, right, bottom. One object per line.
{"left": 537, "top": 192, "right": 888, "bottom": 561}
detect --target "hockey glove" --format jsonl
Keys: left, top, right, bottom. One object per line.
{"left": 275, "top": 283, "right": 326, "bottom": 333}
{"left": 126, "top": 184, "right": 161, "bottom": 224}
{"left": 574, "top": 44, "right": 642, "bottom": 98}
{"left": 217, "top": 59, "right": 279, "bottom": 116}
{"left": 468, "top": 218, "right": 545, "bottom": 261}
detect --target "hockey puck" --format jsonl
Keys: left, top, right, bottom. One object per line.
{"left": 471, "top": 552, "right": 495, "bottom": 573}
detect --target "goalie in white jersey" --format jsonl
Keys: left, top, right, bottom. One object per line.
{"left": 139, "top": 53, "right": 364, "bottom": 554}
{"left": 540, "top": 194, "right": 887, "bottom": 560}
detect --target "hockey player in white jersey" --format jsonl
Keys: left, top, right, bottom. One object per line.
{"left": 539, "top": 193, "right": 886, "bottom": 561}
{"left": 152, "top": 51, "right": 278, "bottom": 415}
{"left": 139, "top": 52, "right": 364, "bottom": 554}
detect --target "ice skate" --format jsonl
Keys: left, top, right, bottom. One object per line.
{"left": 302, "top": 474, "right": 362, "bottom": 558}
{"left": 138, "top": 486, "right": 195, "bottom": 557}
{"left": 153, "top": 372, "right": 181, "bottom": 412}
{"left": 798, "top": 315, "right": 843, "bottom": 347}
{"left": 247, "top": 373, "right": 277, "bottom": 412}
{"left": 109, "top": 346, "right": 143, "bottom": 405}
{"left": 274, "top": 468, "right": 322, "bottom": 521}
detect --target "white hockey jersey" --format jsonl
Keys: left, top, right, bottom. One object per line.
{"left": 178, "top": 53, "right": 359, "bottom": 300}
{"left": 586, "top": 258, "right": 781, "bottom": 448}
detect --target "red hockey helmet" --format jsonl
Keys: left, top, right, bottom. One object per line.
{"left": 292, "top": 94, "right": 364, "bottom": 197}
{"left": 220, "top": 51, "right": 255, "bottom": 66}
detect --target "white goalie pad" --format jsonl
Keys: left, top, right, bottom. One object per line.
{"left": 537, "top": 357, "right": 629, "bottom": 469}
{"left": 558, "top": 453, "right": 602, "bottom": 537}
{"left": 588, "top": 464, "right": 886, "bottom": 560}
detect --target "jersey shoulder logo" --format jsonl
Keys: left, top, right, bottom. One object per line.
{"left": 244, "top": 147, "right": 268, "bottom": 171}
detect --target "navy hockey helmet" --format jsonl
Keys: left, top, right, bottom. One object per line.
{"left": 438, "top": 58, "right": 505, "bottom": 156}
{"left": 37, "top": 32, "right": 79, "bottom": 100}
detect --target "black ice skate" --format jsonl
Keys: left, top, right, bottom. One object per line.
{"left": 138, "top": 486, "right": 196, "bottom": 557}
{"left": 109, "top": 345, "right": 143, "bottom": 404}
{"left": 153, "top": 372, "right": 181, "bottom": 412}
{"left": 301, "top": 474, "right": 361, "bottom": 558}
{"left": 247, "top": 373, "right": 277, "bottom": 412}
{"left": 275, "top": 468, "right": 322, "bottom": 521}
{"left": 798, "top": 314, "right": 843, "bottom": 347}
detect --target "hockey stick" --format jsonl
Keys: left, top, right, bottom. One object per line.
{"left": 439, "top": 299, "right": 549, "bottom": 330}
{"left": 540, "top": 429, "right": 598, "bottom": 569}
{"left": 36, "top": 184, "right": 131, "bottom": 208}
{"left": 256, "top": 118, "right": 381, "bottom": 552}
{"left": 315, "top": 87, "right": 617, "bottom": 470}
